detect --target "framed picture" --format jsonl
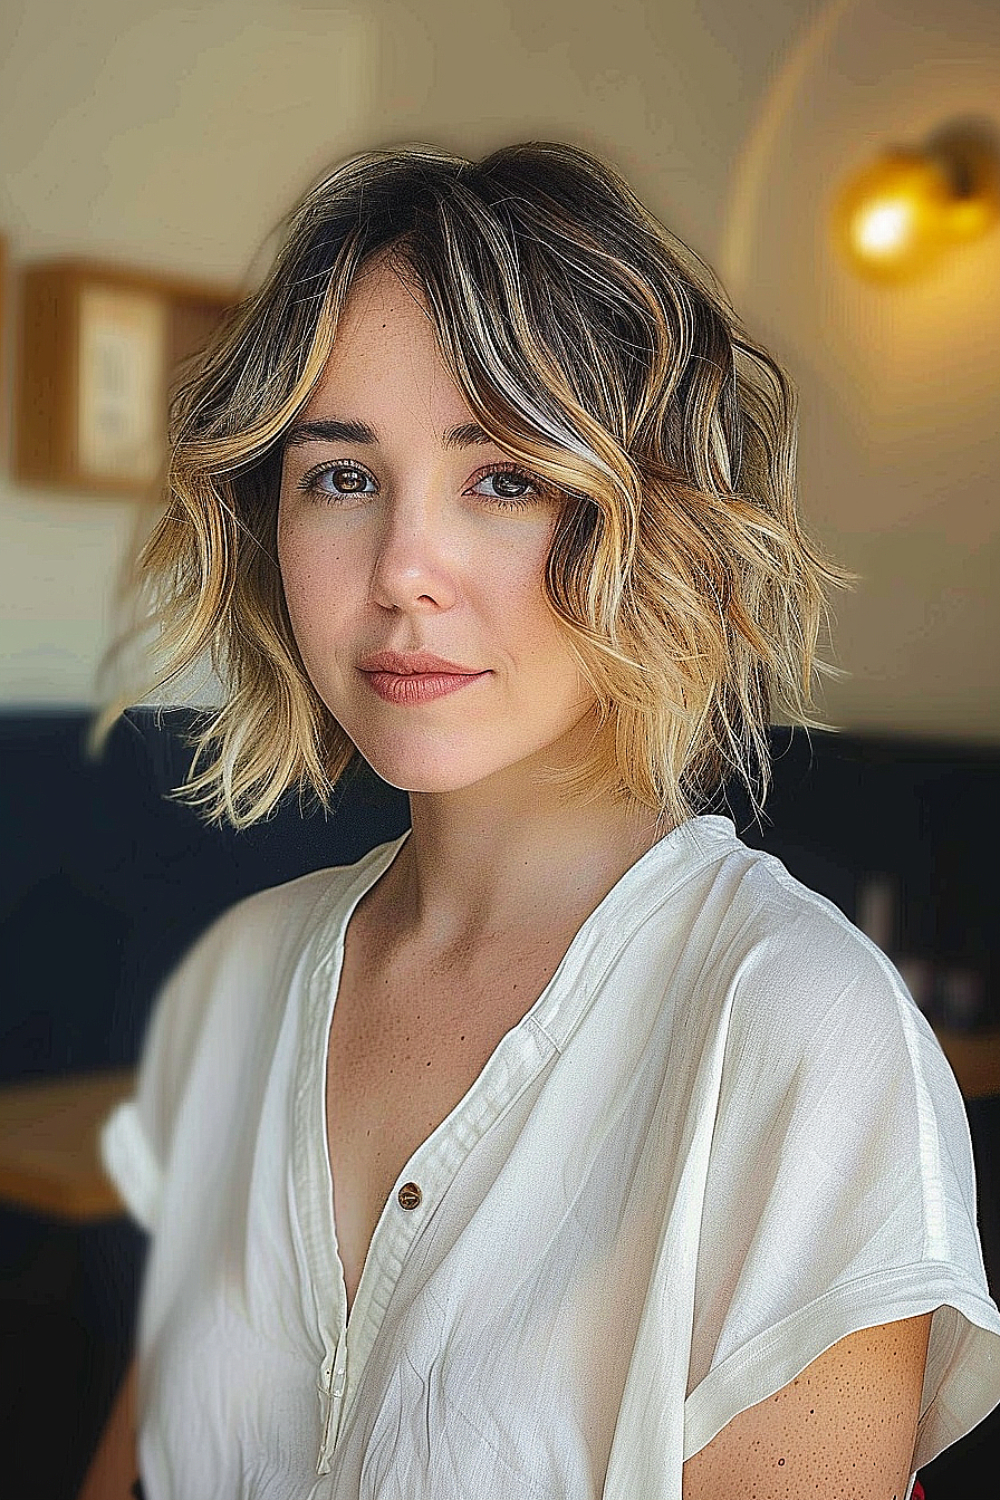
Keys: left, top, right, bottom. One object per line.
{"left": 13, "top": 258, "right": 236, "bottom": 498}
{"left": 76, "top": 281, "right": 168, "bottom": 486}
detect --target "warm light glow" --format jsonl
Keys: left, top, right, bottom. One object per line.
{"left": 833, "top": 124, "right": 1000, "bottom": 283}
{"left": 834, "top": 151, "right": 950, "bottom": 282}
{"left": 851, "top": 198, "right": 916, "bottom": 257}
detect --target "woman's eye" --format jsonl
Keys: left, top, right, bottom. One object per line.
{"left": 468, "top": 468, "right": 541, "bottom": 509}
{"left": 298, "top": 463, "right": 376, "bottom": 499}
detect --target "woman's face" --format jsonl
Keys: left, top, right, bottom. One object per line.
{"left": 276, "top": 259, "right": 598, "bottom": 797}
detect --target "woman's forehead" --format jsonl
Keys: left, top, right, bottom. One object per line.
{"left": 299, "top": 268, "right": 483, "bottom": 435}
{"left": 340, "top": 256, "right": 432, "bottom": 329}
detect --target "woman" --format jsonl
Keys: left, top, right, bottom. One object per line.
{"left": 83, "top": 140, "right": 1000, "bottom": 1499}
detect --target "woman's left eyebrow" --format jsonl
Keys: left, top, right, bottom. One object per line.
{"left": 282, "top": 418, "right": 495, "bottom": 450}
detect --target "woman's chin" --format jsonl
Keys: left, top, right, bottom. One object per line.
{"left": 349, "top": 746, "right": 499, "bottom": 796}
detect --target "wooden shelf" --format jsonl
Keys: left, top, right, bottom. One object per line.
{"left": 0, "top": 1067, "right": 135, "bottom": 1221}
{"left": 933, "top": 1026, "right": 1000, "bottom": 1102}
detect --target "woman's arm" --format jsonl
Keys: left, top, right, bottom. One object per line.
{"left": 682, "top": 1313, "right": 932, "bottom": 1500}
{"left": 75, "top": 1352, "right": 140, "bottom": 1500}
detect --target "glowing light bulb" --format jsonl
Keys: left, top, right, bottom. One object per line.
{"left": 834, "top": 151, "right": 950, "bottom": 282}
{"left": 833, "top": 123, "right": 1000, "bottom": 283}
{"left": 852, "top": 198, "right": 917, "bottom": 257}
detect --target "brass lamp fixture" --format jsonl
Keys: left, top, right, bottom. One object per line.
{"left": 834, "top": 117, "right": 1000, "bottom": 282}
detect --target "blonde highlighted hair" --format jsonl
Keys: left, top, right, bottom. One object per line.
{"left": 94, "top": 139, "right": 854, "bottom": 831}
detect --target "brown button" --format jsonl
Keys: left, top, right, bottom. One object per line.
{"left": 397, "top": 1182, "right": 422, "bottom": 1210}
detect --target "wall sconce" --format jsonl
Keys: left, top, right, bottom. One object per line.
{"left": 833, "top": 117, "right": 1000, "bottom": 282}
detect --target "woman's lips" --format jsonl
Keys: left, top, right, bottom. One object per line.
{"left": 362, "top": 670, "right": 490, "bottom": 705}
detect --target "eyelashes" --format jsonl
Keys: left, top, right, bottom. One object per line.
{"left": 294, "top": 459, "right": 550, "bottom": 513}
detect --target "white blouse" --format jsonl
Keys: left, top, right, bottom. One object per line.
{"left": 99, "top": 813, "right": 1000, "bottom": 1499}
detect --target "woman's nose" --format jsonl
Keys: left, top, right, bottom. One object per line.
{"left": 367, "top": 498, "right": 461, "bottom": 613}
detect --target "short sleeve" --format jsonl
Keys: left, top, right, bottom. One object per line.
{"left": 683, "top": 894, "right": 1000, "bottom": 1472}
{"left": 100, "top": 1097, "right": 163, "bottom": 1234}
{"left": 98, "top": 907, "right": 237, "bottom": 1234}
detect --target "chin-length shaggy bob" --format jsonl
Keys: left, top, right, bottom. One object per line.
{"left": 94, "top": 138, "right": 854, "bottom": 832}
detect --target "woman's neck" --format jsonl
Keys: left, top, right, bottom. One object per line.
{"left": 382, "top": 785, "right": 670, "bottom": 964}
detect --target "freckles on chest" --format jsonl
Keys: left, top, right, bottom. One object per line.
{"left": 326, "top": 937, "right": 569, "bottom": 1179}
{"left": 328, "top": 969, "right": 520, "bottom": 1133}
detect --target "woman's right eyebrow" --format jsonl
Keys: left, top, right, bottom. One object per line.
{"left": 282, "top": 418, "right": 495, "bottom": 450}
{"left": 284, "top": 418, "right": 377, "bottom": 448}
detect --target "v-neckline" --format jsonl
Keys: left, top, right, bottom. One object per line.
{"left": 291, "top": 813, "right": 738, "bottom": 1374}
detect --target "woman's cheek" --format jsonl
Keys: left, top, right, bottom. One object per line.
{"left": 279, "top": 527, "right": 348, "bottom": 623}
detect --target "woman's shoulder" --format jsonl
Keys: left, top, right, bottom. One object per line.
{"left": 157, "top": 837, "right": 398, "bottom": 1005}
{"left": 126, "top": 841, "right": 400, "bottom": 1139}
{"left": 679, "top": 826, "right": 931, "bottom": 1063}
{"left": 203, "top": 837, "right": 396, "bottom": 942}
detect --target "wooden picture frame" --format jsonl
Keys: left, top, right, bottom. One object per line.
{"left": 13, "top": 258, "right": 238, "bottom": 498}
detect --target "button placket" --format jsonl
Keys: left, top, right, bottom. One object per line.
{"left": 308, "top": 1015, "right": 561, "bottom": 1481}
{"left": 315, "top": 1178, "right": 429, "bottom": 1475}
{"left": 316, "top": 1328, "right": 348, "bottom": 1475}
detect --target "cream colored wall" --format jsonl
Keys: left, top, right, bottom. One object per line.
{"left": 0, "top": 0, "right": 996, "bottom": 740}
{"left": 720, "top": 0, "right": 1000, "bottom": 742}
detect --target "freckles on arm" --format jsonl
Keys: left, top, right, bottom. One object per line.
{"left": 681, "top": 1313, "right": 932, "bottom": 1500}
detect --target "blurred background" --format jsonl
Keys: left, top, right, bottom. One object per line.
{"left": 1, "top": 0, "right": 998, "bottom": 1494}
